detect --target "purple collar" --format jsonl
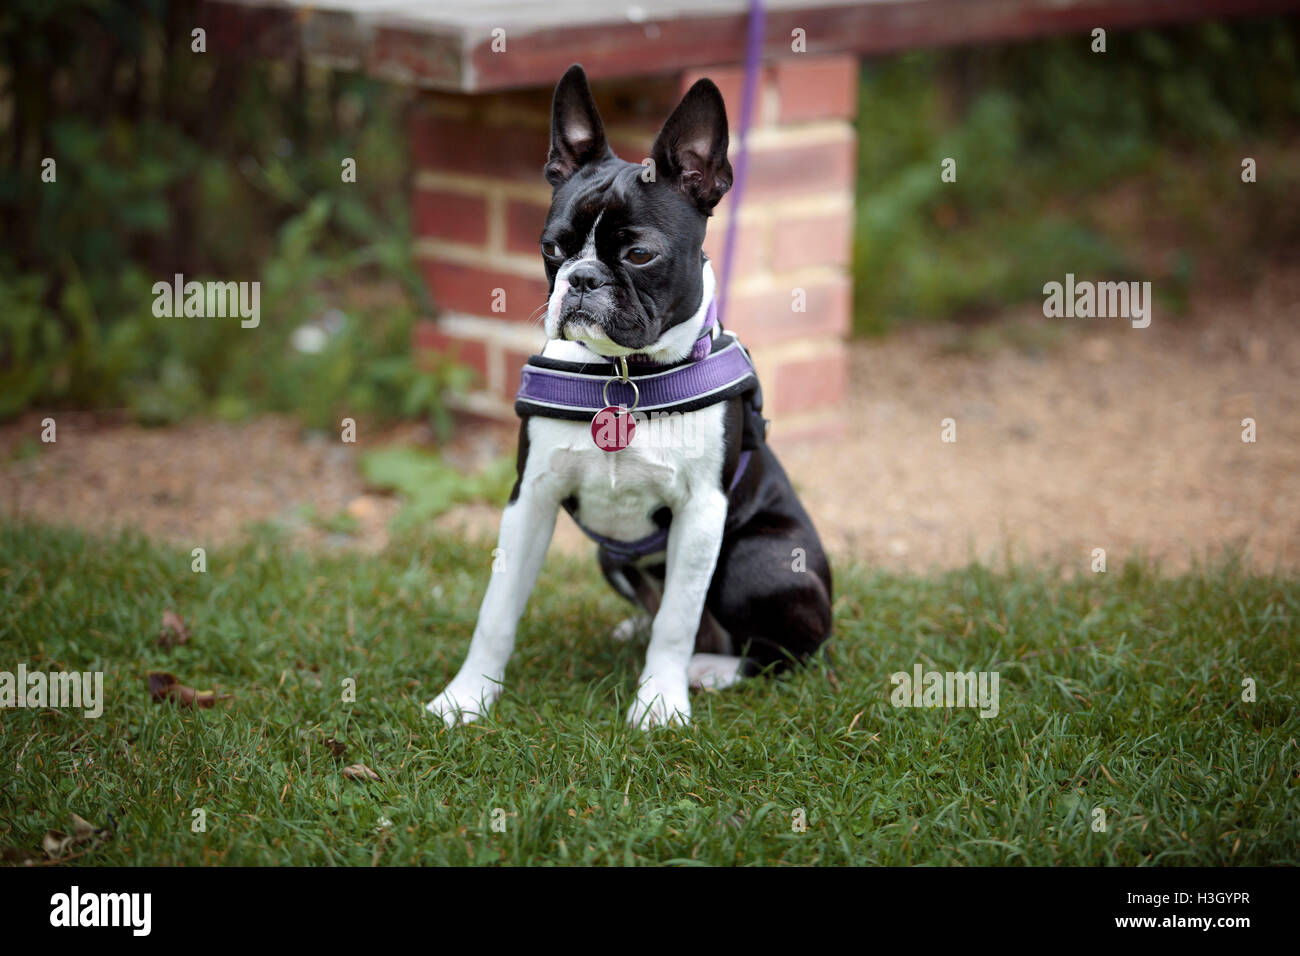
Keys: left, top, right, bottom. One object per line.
{"left": 515, "top": 331, "right": 757, "bottom": 422}
{"left": 515, "top": 314, "right": 765, "bottom": 563}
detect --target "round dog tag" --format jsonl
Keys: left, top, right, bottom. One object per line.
{"left": 592, "top": 405, "right": 636, "bottom": 452}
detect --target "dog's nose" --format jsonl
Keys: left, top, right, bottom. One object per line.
{"left": 567, "top": 264, "right": 607, "bottom": 293}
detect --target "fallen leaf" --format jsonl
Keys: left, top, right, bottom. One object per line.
{"left": 342, "top": 763, "right": 380, "bottom": 782}
{"left": 157, "top": 609, "right": 190, "bottom": 648}
{"left": 146, "top": 671, "right": 231, "bottom": 708}
{"left": 0, "top": 846, "right": 31, "bottom": 865}
{"left": 41, "top": 812, "right": 112, "bottom": 860}
{"left": 42, "top": 831, "right": 72, "bottom": 859}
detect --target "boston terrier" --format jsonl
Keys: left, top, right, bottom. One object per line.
{"left": 427, "top": 64, "right": 832, "bottom": 729}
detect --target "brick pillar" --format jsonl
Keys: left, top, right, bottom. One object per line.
{"left": 408, "top": 86, "right": 555, "bottom": 419}
{"left": 410, "top": 56, "right": 856, "bottom": 440}
{"left": 691, "top": 55, "right": 856, "bottom": 442}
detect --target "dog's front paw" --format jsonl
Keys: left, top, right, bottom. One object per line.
{"left": 425, "top": 676, "right": 500, "bottom": 727}
{"left": 627, "top": 672, "right": 691, "bottom": 730}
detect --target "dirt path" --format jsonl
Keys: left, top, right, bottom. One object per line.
{"left": 779, "top": 265, "right": 1300, "bottom": 573}
{"left": 4, "top": 266, "right": 1298, "bottom": 574}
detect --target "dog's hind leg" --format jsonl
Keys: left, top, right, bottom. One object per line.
{"left": 611, "top": 616, "right": 650, "bottom": 643}
{"left": 605, "top": 556, "right": 747, "bottom": 692}
{"left": 707, "top": 519, "right": 833, "bottom": 679}
{"left": 602, "top": 557, "right": 661, "bottom": 643}
{"left": 687, "top": 652, "right": 745, "bottom": 689}
{"left": 609, "top": 561, "right": 746, "bottom": 686}
{"left": 686, "top": 607, "right": 743, "bottom": 689}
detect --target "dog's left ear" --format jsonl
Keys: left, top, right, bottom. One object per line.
{"left": 546, "top": 64, "right": 615, "bottom": 187}
{"left": 651, "top": 79, "right": 732, "bottom": 214}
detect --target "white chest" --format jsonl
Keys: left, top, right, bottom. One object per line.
{"left": 524, "top": 404, "right": 726, "bottom": 542}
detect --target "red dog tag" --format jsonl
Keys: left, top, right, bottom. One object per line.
{"left": 592, "top": 405, "right": 636, "bottom": 452}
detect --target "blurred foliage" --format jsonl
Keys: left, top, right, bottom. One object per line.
{"left": 6, "top": 6, "right": 1298, "bottom": 399}
{"left": 0, "top": 0, "right": 467, "bottom": 430}
{"left": 854, "top": 18, "right": 1300, "bottom": 333}
{"left": 360, "top": 447, "right": 517, "bottom": 529}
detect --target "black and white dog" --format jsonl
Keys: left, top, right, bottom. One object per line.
{"left": 427, "top": 65, "right": 831, "bottom": 729}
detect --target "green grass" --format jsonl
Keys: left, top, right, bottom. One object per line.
{"left": 1, "top": 521, "right": 1296, "bottom": 866}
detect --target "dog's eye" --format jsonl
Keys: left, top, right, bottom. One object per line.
{"left": 624, "top": 247, "right": 655, "bottom": 265}
{"left": 541, "top": 241, "right": 563, "bottom": 259}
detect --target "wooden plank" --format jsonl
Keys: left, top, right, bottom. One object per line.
{"left": 199, "top": 0, "right": 1300, "bottom": 91}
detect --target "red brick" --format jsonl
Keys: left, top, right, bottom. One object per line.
{"left": 419, "top": 259, "right": 550, "bottom": 322}
{"left": 775, "top": 56, "right": 859, "bottom": 124}
{"left": 679, "top": 66, "right": 773, "bottom": 133}
{"left": 722, "top": 276, "right": 850, "bottom": 348}
{"left": 608, "top": 133, "right": 656, "bottom": 165}
{"left": 745, "top": 138, "right": 856, "bottom": 199}
{"left": 592, "top": 77, "right": 681, "bottom": 130}
{"left": 773, "top": 347, "right": 848, "bottom": 416}
{"left": 479, "top": 87, "right": 554, "bottom": 118}
{"left": 413, "top": 188, "right": 489, "bottom": 246}
{"left": 506, "top": 199, "right": 550, "bottom": 256}
{"left": 499, "top": 349, "right": 534, "bottom": 403}
{"left": 703, "top": 220, "right": 766, "bottom": 279}
{"left": 413, "top": 320, "right": 487, "bottom": 381}
{"left": 410, "top": 111, "right": 547, "bottom": 181}
{"left": 770, "top": 209, "right": 852, "bottom": 271}
{"left": 411, "top": 79, "right": 674, "bottom": 182}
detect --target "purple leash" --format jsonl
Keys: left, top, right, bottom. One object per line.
{"left": 718, "top": 0, "right": 765, "bottom": 327}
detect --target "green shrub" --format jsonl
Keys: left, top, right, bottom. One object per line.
{"left": 853, "top": 19, "right": 1300, "bottom": 333}
{"left": 360, "top": 447, "right": 516, "bottom": 528}
{"left": 0, "top": 0, "right": 464, "bottom": 430}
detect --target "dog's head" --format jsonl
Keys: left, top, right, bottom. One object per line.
{"left": 540, "top": 64, "right": 732, "bottom": 357}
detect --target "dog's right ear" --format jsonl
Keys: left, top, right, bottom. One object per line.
{"left": 545, "top": 64, "right": 614, "bottom": 187}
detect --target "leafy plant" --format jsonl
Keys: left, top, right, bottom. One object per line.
{"left": 853, "top": 19, "right": 1300, "bottom": 333}
{"left": 360, "top": 447, "right": 516, "bottom": 528}
{"left": 0, "top": 0, "right": 467, "bottom": 430}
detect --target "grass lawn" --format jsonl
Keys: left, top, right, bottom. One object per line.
{"left": 1, "top": 521, "right": 1295, "bottom": 866}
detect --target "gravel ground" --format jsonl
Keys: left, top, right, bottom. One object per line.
{"left": 4, "top": 265, "right": 1298, "bottom": 574}
{"left": 780, "top": 266, "right": 1300, "bottom": 573}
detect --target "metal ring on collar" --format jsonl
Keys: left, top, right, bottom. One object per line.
{"left": 602, "top": 374, "right": 640, "bottom": 411}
